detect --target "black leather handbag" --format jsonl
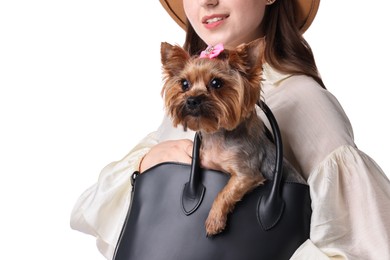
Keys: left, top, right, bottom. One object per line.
{"left": 113, "top": 102, "right": 312, "bottom": 260}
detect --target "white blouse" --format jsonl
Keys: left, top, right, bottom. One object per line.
{"left": 70, "top": 64, "right": 390, "bottom": 259}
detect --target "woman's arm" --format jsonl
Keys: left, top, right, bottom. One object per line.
{"left": 264, "top": 75, "right": 390, "bottom": 259}
{"left": 70, "top": 131, "right": 159, "bottom": 259}
{"left": 139, "top": 138, "right": 193, "bottom": 172}
{"left": 70, "top": 113, "right": 195, "bottom": 259}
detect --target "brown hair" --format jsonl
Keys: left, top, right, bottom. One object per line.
{"left": 183, "top": 0, "right": 325, "bottom": 88}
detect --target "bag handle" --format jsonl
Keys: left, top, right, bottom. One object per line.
{"left": 182, "top": 101, "right": 285, "bottom": 230}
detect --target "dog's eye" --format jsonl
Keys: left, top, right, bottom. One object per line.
{"left": 181, "top": 79, "right": 190, "bottom": 91}
{"left": 209, "top": 78, "right": 223, "bottom": 89}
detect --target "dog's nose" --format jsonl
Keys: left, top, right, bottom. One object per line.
{"left": 186, "top": 96, "right": 202, "bottom": 109}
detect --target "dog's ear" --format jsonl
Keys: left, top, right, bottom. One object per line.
{"left": 245, "top": 38, "right": 265, "bottom": 68}
{"left": 230, "top": 38, "right": 265, "bottom": 113}
{"left": 160, "top": 42, "right": 190, "bottom": 77}
{"left": 226, "top": 38, "right": 265, "bottom": 78}
{"left": 236, "top": 38, "right": 265, "bottom": 70}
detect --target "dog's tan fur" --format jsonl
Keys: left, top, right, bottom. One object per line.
{"left": 161, "top": 39, "right": 282, "bottom": 236}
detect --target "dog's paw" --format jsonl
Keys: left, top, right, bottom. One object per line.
{"left": 205, "top": 210, "right": 227, "bottom": 236}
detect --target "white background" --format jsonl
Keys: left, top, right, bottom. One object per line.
{"left": 0, "top": 1, "right": 389, "bottom": 259}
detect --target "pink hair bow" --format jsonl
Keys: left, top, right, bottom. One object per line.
{"left": 199, "top": 43, "right": 224, "bottom": 59}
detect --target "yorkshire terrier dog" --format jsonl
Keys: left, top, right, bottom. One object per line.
{"left": 160, "top": 38, "right": 300, "bottom": 236}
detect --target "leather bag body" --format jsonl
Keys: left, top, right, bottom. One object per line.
{"left": 114, "top": 102, "right": 312, "bottom": 260}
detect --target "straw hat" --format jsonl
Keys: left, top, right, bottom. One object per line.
{"left": 159, "top": 0, "right": 320, "bottom": 33}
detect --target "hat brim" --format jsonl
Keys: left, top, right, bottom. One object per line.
{"left": 159, "top": 0, "right": 320, "bottom": 33}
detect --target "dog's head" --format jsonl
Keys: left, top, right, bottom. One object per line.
{"left": 161, "top": 38, "right": 265, "bottom": 133}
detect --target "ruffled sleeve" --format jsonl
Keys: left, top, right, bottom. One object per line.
{"left": 261, "top": 65, "right": 390, "bottom": 259}
{"left": 70, "top": 131, "right": 159, "bottom": 259}
{"left": 70, "top": 113, "right": 194, "bottom": 259}
{"left": 291, "top": 145, "right": 390, "bottom": 259}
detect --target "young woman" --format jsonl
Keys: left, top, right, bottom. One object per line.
{"left": 71, "top": 0, "right": 390, "bottom": 259}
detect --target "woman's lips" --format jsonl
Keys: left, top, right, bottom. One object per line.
{"left": 202, "top": 14, "right": 229, "bottom": 29}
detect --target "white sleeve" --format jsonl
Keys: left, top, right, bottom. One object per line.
{"left": 292, "top": 145, "right": 390, "bottom": 259}
{"left": 262, "top": 75, "right": 390, "bottom": 259}
{"left": 69, "top": 113, "right": 194, "bottom": 259}
{"left": 70, "top": 131, "right": 159, "bottom": 259}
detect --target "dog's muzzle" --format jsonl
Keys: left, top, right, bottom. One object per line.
{"left": 183, "top": 96, "right": 204, "bottom": 116}
{"left": 186, "top": 96, "right": 202, "bottom": 109}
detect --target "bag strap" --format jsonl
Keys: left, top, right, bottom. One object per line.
{"left": 257, "top": 101, "right": 285, "bottom": 230}
{"left": 182, "top": 101, "right": 285, "bottom": 230}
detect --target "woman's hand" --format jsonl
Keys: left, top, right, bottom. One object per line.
{"left": 139, "top": 139, "right": 194, "bottom": 173}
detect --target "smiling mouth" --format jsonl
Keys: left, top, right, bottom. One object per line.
{"left": 203, "top": 15, "right": 229, "bottom": 24}
{"left": 206, "top": 17, "right": 223, "bottom": 24}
